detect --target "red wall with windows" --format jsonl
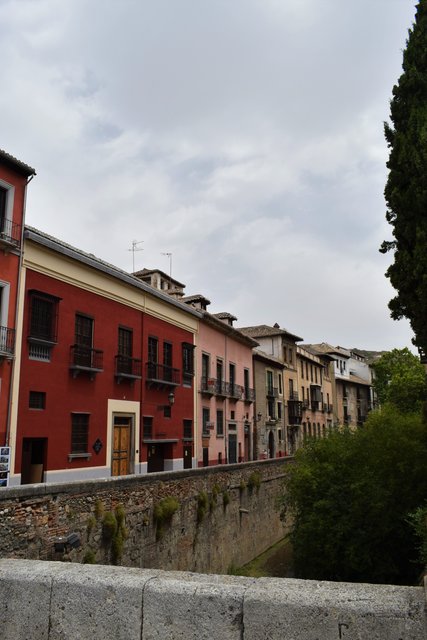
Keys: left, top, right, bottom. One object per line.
{"left": 0, "top": 162, "right": 31, "bottom": 446}
{"left": 16, "top": 268, "right": 195, "bottom": 476}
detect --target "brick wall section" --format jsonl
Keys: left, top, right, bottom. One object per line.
{"left": 0, "top": 458, "right": 289, "bottom": 573}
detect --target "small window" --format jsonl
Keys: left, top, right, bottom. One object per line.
{"left": 216, "top": 409, "right": 224, "bottom": 436}
{"left": 29, "top": 292, "right": 58, "bottom": 343}
{"left": 29, "top": 391, "right": 46, "bottom": 410}
{"left": 288, "top": 348, "right": 293, "bottom": 364}
{"left": 182, "top": 342, "right": 195, "bottom": 386}
{"left": 148, "top": 336, "right": 158, "bottom": 363}
{"left": 143, "top": 416, "right": 153, "bottom": 439}
{"left": 163, "top": 405, "right": 171, "bottom": 418}
{"left": 71, "top": 414, "right": 89, "bottom": 454}
{"left": 183, "top": 419, "right": 192, "bottom": 439}
{"left": 202, "top": 407, "right": 210, "bottom": 434}
{"left": 277, "top": 402, "right": 282, "bottom": 419}
{"left": 230, "top": 410, "right": 235, "bottom": 420}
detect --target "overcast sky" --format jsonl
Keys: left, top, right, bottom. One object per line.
{"left": 1, "top": 0, "right": 419, "bottom": 351}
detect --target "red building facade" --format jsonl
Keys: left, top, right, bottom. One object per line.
{"left": 0, "top": 151, "right": 35, "bottom": 461}
{"left": 10, "top": 227, "right": 198, "bottom": 485}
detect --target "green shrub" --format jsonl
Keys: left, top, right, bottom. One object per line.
{"left": 86, "top": 515, "right": 96, "bottom": 536}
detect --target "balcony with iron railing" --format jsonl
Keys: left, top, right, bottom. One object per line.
{"left": 70, "top": 345, "right": 104, "bottom": 379}
{"left": 115, "top": 355, "right": 142, "bottom": 383}
{"left": 289, "top": 391, "right": 299, "bottom": 401}
{"left": 200, "top": 376, "right": 216, "bottom": 395}
{"left": 227, "top": 382, "right": 243, "bottom": 401}
{"left": 243, "top": 387, "right": 255, "bottom": 403}
{"left": 215, "top": 379, "right": 228, "bottom": 397}
{"left": 0, "top": 326, "right": 15, "bottom": 358}
{"left": 146, "top": 362, "right": 180, "bottom": 387}
{"left": 288, "top": 399, "right": 303, "bottom": 419}
{"left": 302, "top": 399, "right": 310, "bottom": 409}
{"left": 266, "top": 386, "right": 279, "bottom": 398}
{"left": 0, "top": 217, "right": 21, "bottom": 250}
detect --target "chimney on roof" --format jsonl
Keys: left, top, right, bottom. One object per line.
{"left": 273, "top": 323, "right": 280, "bottom": 328}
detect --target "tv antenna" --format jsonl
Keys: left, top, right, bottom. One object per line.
{"left": 128, "top": 240, "right": 144, "bottom": 272}
{"left": 161, "top": 252, "right": 172, "bottom": 287}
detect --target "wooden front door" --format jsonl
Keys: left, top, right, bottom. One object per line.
{"left": 112, "top": 416, "right": 132, "bottom": 476}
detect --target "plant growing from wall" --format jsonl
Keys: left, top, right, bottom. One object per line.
{"left": 247, "top": 472, "right": 261, "bottom": 494}
{"left": 94, "top": 499, "right": 104, "bottom": 520}
{"left": 209, "top": 484, "right": 221, "bottom": 512}
{"left": 222, "top": 490, "right": 230, "bottom": 510}
{"left": 239, "top": 480, "right": 246, "bottom": 494}
{"left": 196, "top": 491, "right": 208, "bottom": 524}
{"left": 101, "top": 504, "right": 128, "bottom": 564}
{"left": 86, "top": 515, "right": 96, "bottom": 536}
{"left": 82, "top": 549, "right": 96, "bottom": 564}
{"left": 153, "top": 497, "right": 180, "bottom": 541}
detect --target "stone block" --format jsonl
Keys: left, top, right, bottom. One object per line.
{"left": 142, "top": 573, "right": 246, "bottom": 639}
{"left": 243, "top": 577, "right": 427, "bottom": 640}
{"left": 0, "top": 558, "right": 61, "bottom": 640}
{"left": 48, "top": 563, "right": 159, "bottom": 640}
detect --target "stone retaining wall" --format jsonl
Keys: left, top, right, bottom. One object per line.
{"left": 0, "top": 459, "right": 288, "bottom": 573}
{"left": 0, "top": 560, "right": 425, "bottom": 640}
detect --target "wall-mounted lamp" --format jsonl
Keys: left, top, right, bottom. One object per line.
{"left": 256, "top": 412, "right": 262, "bottom": 422}
{"left": 168, "top": 391, "right": 175, "bottom": 405}
{"left": 54, "top": 532, "right": 81, "bottom": 553}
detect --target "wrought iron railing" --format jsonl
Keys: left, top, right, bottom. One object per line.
{"left": 115, "top": 355, "right": 142, "bottom": 378}
{"left": 70, "top": 344, "right": 103, "bottom": 370}
{"left": 146, "top": 362, "right": 180, "bottom": 385}
{"left": 0, "top": 217, "right": 21, "bottom": 248}
{"left": 0, "top": 326, "right": 15, "bottom": 356}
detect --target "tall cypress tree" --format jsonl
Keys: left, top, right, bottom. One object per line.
{"left": 381, "top": 1, "right": 427, "bottom": 355}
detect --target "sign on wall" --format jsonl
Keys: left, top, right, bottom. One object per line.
{"left": 0, "top": 447, "right": 11, "bottom": 487}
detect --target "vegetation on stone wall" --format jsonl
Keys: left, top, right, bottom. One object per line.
{"left": 153, "top": 497, "right": 180, "bottom": 540}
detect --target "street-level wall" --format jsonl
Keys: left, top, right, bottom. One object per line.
{"left": 0, "top": 559, "right": 425, "bottom": 640}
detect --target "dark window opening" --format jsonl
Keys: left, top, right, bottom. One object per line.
{"left": 29, "top": 391, "right": 46, "bottom": 410}
{"left": 71, "top": 414, "right": 89, "bottom": 454}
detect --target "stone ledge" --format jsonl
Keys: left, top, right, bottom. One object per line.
{"left": 0, "top": 560, "right": 425, "bottom": 640}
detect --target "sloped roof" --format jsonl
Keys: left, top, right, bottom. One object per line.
{"left": 132, "top": 268, "right": 185, "bottom": 289}
{"left": 306, "top": 342, "right": 350, "bottom": 358}
{"left": 0, "top": 149, "right": 36, "bottom": 177}
{"left": 213, "top": 312, "right": 237, "bottom": 321}
{"left": 238, "top": 324, "right": 303, "bottom": 342}
{"left": 24, "top": 227, "right": 201, "bottom": 318}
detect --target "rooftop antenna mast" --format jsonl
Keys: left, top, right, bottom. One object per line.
{"left": 128, "top": 240, "right": 144, "bottom": 272}
{"left": 161, "top": 252, "right": 172, "bottom": 288}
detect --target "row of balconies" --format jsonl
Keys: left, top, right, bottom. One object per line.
{"left": 200, "top": 376, "right": 255, "bottom": 403}
{"left": 67, "top": 346, "right": 180, "bottom": 385}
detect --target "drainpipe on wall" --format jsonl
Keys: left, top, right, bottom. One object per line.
{"left": 5, "top": 174, "right": 34, "bottom": 447}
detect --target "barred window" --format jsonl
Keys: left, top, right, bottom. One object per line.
{"left": 29, "top": 293, "right": 58, "bottom": 342}
{"left": 71, "top": 414, "right": 89, "bottom": 454}
{"left": 216, "top": 410, "right": 224, "bottom": 436}
{"left": 29, "top": 391, "right": 46, "bottom": 409}
{"left": 182, "top": 342, "right": 195, "bottom": 385}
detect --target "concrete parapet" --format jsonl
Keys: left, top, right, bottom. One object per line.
{"left": 0, "top": 560, "right": 425, "bottom": 640}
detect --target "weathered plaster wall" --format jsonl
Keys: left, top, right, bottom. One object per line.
{"left": 0, "top": 458, "right": 288, "bottom": 574}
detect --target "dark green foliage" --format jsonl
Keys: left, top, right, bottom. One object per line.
{"left": 373, "top": 348, "right": 427, "bottom": 412}
{"left": 280, "top": 406, "right": 427, "bottom": 584}
{"left": 381, "top": 1, "right": 427, "bottom": 353}
{"left": 153, "top": 497, "right": 180, "bottom": 540}
{"left": 407, "top": 502, "right": 427, "bottom": 569}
